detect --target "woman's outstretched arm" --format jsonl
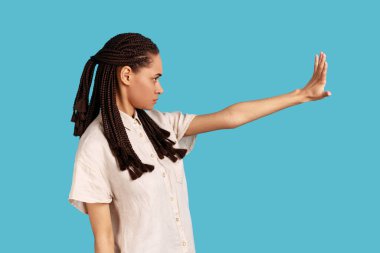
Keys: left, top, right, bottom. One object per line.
{"left": 185, "top": 51, "right": 330, "bottom": 136}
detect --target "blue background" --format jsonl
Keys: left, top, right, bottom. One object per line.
{"left": 1, "top": 0, "right": 379, "bottom": 252}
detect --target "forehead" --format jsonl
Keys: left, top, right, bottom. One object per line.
{"left": 146, "top": 54, "right": 162, "bottom": 73}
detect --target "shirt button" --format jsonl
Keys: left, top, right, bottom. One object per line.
{"left": 182, "top": 241, "right": 187, "bottom": 246}
{"left": 170, "top": 196, "right": 174, "bottom": 201}
{"left": 162, "top": 172, "right": 166, "bottom": 177}
{"left": 176, "top": 217, "right": 180, "bottom": 221}
{"left": 150, "top": 153, "right": 154, "bottom": 158}
{"left": 139, "top": 132, "right": 143, "bottom": 137}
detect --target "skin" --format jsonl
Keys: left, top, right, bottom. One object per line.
{"left": 116, "top": 53, "right": 164, "bottom": 118}
{"left": 87, "top": 51, "right": 330, "bottom": 252}
{"left": 87, "top": 203, "right": 114, "bottom": 253}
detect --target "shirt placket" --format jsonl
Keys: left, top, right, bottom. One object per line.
{"left": 133, "top": 118, "right": 189, "bottom": 252}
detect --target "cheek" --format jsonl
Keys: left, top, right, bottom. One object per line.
{"left": 128, "top": 80, "right": 154, "bottom": 105}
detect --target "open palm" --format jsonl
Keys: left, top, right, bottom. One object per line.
{"left": 300, "top": 52, "right": 331, "bottom": 102}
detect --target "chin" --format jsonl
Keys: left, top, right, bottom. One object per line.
{"left": 142, "top": 105, "right": 155, "bottom": 110}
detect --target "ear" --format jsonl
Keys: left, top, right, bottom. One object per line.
{"left": 119, "top": 66, "right": 133, "bottom": 86}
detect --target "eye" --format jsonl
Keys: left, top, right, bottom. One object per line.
{"left": 153, "top": 77, "right": 159, "bottom": 82}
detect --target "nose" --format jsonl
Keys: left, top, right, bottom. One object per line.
{"left": 156, "top": 81, "right": 164, "bottom": 95}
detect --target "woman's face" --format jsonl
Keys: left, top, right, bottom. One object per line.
{"left": 117, "top": 53, "right": 164, "bottom": 111}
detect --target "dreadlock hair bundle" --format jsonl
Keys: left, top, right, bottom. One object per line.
{"left": 71, "top": 33, "right": 189, "bottom": 180}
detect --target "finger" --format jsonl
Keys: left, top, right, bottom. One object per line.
{"left": 317, "top": 52, "right": 326, "bottom": 77}
{"left": 314, "top": 54, "right": 318, "bottom": 74}
{"left": 322, "top": 61, "right": 328, "bottom": 83}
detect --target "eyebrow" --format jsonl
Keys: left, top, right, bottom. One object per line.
{"left": 155, "top": 73, "right": 162, "bottom": 77}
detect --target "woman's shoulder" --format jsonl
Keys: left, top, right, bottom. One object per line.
{"left": 145, "top": 109, "right": 196, "bottom": 131}
{"left": 144, "top": 108, "right": 165, "bottom": 120}
{"left": 76, "top": 114, "right": 109, "bottom": 160}
{"left": 144, "top": 108, "right": 182, "bottom": 126}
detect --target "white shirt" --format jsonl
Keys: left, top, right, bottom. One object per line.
{"left": 68, "top": 108, "right": 198, "bottom": 253}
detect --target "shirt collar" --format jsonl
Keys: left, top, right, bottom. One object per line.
{"left": 118, "top": 109, "right": 142, "bottom": 131}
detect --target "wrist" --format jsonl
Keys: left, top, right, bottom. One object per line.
{"left": 292, "top": 88, "right": 309, "bottom": 104}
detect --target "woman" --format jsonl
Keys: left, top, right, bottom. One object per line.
{"left": 68, "top": 32, "right": 330, "bottom": 253}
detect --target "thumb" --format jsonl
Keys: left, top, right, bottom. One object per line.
{"left": 324, "top": 91, "right": 332, "bottom": 97}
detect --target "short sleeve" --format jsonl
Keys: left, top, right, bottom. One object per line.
{"left": 68, "top": 153, "right": 113, "bottom": 215}
{"left": 165, "top": 111, "right": 198, "bottom": 155}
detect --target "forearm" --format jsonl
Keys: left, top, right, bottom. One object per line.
{"left": 94, "top": 236, "right": 114, "bottom": 253}
{"left": 226, "top": 89, "right": 306, "bottom": 128}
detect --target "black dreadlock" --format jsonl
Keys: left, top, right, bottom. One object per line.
{"left": 71, "top": 33, "right": 188, "bottom": 180}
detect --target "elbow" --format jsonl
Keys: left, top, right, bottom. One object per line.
{"left": 225, "top": 108, "right": 241, "bottom": 129}
{"left": 94, "top": 235, "right": 114, "bottom": 252}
